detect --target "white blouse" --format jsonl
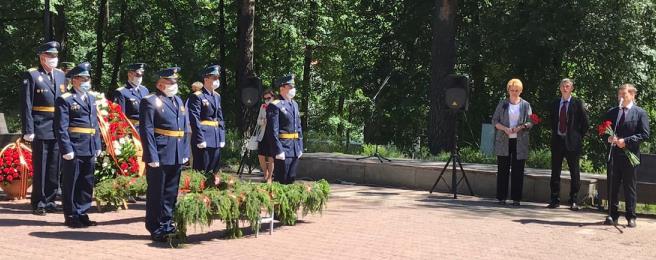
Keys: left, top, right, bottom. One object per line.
{"left": 508, "top": 103, "right": 521, "bottom": 139}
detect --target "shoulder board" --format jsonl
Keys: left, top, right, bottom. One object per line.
{"left": 61, "top": 93, "right": 72, "bottom": 99}
{"left": 144, "top": 94, "right": 156, "bottom": 99}
{"left": 28, "top": 68, "right": 37, "bottom": 72}
{"left": 194, "top": 91, "right": 202, "bottom": 96}
{"left": 271, "top": 100, "right": 281, "bottom": 105}
{"left": 116, "top": 87, "right": 125, "bottom": 91}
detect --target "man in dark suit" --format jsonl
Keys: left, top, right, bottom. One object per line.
{"left": 54, "top": 62, "right": 101, "bottom": 228}
{"left": 547, "top": 79, "right": 589, "bottom": 210}
{"left": 20, "top": 41, "right": 67, "bottom": 215}
{"left": 140, "top": 67, "right": 190, "bottom": 241}
{"left": 604, "top": 83, "right": 650, "bottom": 228}
{"left": 265, "top": 74, "right": 303, "bottom": 184}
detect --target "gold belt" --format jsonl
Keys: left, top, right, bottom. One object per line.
{"left": 155, "top": 128, "right": 184, "bottom": 137}
{"left": 33, "top": 106, "right": 55, "bottom": 112}
{"left": 128, "top": 119, "right": 139, "bottom": 125}
{"left": 279, "top": 133, "right": 299, "bottom": 139}
{"left": 69, "top": 127, "right": 96, "bottom": 134}
{"left": 200, "top": 120, "right": 221, "bottom": 127}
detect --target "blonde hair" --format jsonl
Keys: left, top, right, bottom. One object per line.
{"left": 191, "top": 81, "right": 203, "bottom": 92}
{"left": 618, "top": 83, "right": 637, "bottom": 95}
{"left": 506, "top": 78, "right": 523, "bottom": 91}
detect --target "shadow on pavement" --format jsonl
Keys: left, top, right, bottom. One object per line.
{"left": 30, "top": 231, "right": 148, "bottom": 241}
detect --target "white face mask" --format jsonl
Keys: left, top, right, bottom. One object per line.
{"left": 212, "top": 80, "right": 220, "bottom": 90}
{"left": 287, "top": 88, "right": 296, "bottom": 99}
{"left": 130, "top": 76, "right": 143, "bottom": 86}
{"left": 79, "top": 81, "right": 92, "bottom": 92}
{"left": 163, "top": 83, "right": 178, "bottom": 97}
{"left": 44, "top": 57, "right": 58, "bottom": 69}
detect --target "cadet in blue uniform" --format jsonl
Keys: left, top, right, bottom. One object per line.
{"left": 266, "top": 74, "right": 303, "bottom": 184}
{"left": 20, "top": 41, "right": 67, "bottom": 215}
{"left": 112, "top": 63, "right": 149, "bottom": 127}
{"left": 188, "top": 65, "right": 225, "bottom": 175}
{"left": 140, "top": 67, "right": 190, "bottom": 242}
{"left": 59, "top": 62, "right": 75, "bottom": 90}
{"left": 54, "top": 62, "right": 101, "bottom": 228}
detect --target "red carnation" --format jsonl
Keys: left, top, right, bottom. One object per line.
{"left": 529, "top": 114, "right": 542, "bottom": 125}
{"left": 6, "top": 175, "right": 13, "bottom": 182}
{"left": 120, "top": 162, "right": 129, "bottom": 170}
{"left": 597, "top": 120, "right": 613, "bottom": 136}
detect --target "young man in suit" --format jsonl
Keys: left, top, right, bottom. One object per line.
{"left": 604, "top": 83, "right": 650, "bottom": 228}
{"left": 547, "top": 79, "right": 589, "bottom": 210}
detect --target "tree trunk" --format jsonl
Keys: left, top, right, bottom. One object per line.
{"left": 110, "top": 0, "right": 128, "bottom": 90}
{"left": 94, "top": 0, "right": 109, "bottom": 91}
{"left": 43, "top": 0, "right": 52, "bottom": 41}
{"left": 301, "top": 0, "right": 318, "bottom": 133}
{"left": 219, "top": 0, "right": 227, "bottom": 89}
{"left": 337, "top": 94, "right": 345, "bottom": 137}
{"left": 53, "top": 0, "right": 67, "bottom": 58}
{"left": 236, "top": 0, "right": 256, "bottom": 133}
{"left": 428, "top": 0, "right": 458, "bottom": 154}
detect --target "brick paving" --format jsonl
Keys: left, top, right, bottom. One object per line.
{"left": 1, "top": 184, "right": 655, "bottom": 259}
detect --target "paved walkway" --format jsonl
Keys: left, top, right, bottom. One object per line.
{"left": 1, "top": 184, "right": 655, "bottom": 259}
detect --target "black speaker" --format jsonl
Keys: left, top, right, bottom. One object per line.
{"left": 443, "top": 75, "right": 469, "bottom": 111}
{"left": 241, "top": 76, "right": 262, "bottom": 108}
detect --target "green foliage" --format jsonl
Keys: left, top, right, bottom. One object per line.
{"left": 93, "top": 175, "right": 146, "bottom": 211}
{"left": 173, "top": 173, "right": 331, "bottom": 243}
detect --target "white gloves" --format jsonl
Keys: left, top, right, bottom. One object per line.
{"left": 95, "top": 150, "right": 101, "bottom": 157}
{"left": 275, "top": 152, "right": 285, "bottom": 160}
{"left": 298, "top": 152, "right": 303, "bottom": 158}
{"left": 182, "top": 157, "right": 189, "bottom": 164}
{"left": 63, "top": 152, "right": 75, "bottom": 160}
{"left": 220, "top": 142, "right": 225, "bottom": 148}
{"left": 23, "top": 134, "right": 34, "bottom": 142}
{"left": 148, "top": 162, "right": 160, "bottom": 168}
{"left": 197, "top": 142, "right": 207, "bottom": 149}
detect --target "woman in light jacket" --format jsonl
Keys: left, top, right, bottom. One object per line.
{"left": 492, "top": 79, "right": 533, "bottom": 206}
{"left": 257, "top": 89, "right": 276, "bottom": 183}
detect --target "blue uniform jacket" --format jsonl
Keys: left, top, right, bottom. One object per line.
{"left": 139, "top": 91, "right": 190, "bottom": 165}
{"left": 54, "top": 90, "right": 101, "bottom": 156}
{"left": 265, "top": 95, "right": 303, "bottom": 157}
{"left": 187, "top": 88, "right": 225, "bottom": 148}
{"left": 112, "top": 82, "right": 149, "bottom": 121}
{"left": 20, "top": 66, "right": 67, "bottom": 140}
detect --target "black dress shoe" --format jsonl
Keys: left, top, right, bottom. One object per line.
{"left": 79, "top": 215, "right": 98, "bottom": 226}
{"left": 569, "top": 202, "right": 580, "bottom": 211}
{"left": 45, "top": 205, "right": 60, "bottom": 213}
{"left": 546, "top": 202, "right": 560, "bottom": 209}
{"left": 604, "top": 216, "right": 618, "bottom": 225}
{"left": 32, "top": 208, "right": 47, "bottom": 216}
{"left": 628, "top": 219, "right": 637, "bottom": 228}
{"left": 496, "top": 200, "right": 506, "bottom": 205}
{"left": 151, "top": 233, "right": 168, "bottom": 242}
{"left": 512, "top": 201, "right": 520, "bottom": 206}
{"left": 65, "top": 217, "right": 85, "bottom": 228}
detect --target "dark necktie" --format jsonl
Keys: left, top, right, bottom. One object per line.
{"left": 618, "top": 107, "right": 626, "bottom": 129}
{"left": 559, "top": 101, "right": 568, "bottom": 133}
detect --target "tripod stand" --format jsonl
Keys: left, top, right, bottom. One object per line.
{"left": 429, "top": 110, "right": 474, "bottom": 199}
{"left": 357, "top": 74, "right": 392, "bottom": 163}
{"left": 237, "top": 107, "right": 258, "bottom": 179}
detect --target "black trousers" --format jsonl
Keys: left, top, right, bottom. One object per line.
{"left": 273, "top": 156, "right": 299, "bottom": 184}
{"left": 550, "top": 137, "right": 581, "bottom": 203}
{"left": 31, "top": 139, "right": 60, "bottom": 210}
{"left": 191, "top": 146, "right": 221, "bottom": 175}
{"left": 610, "top": 155, "right": 638, "bottom": 220}
{"left": 496, "top": 139, "right": 525, "bottom": 201}
{"left": 145, "top": 164, "right": 182, "bottom": 235}
{"left": 61, "top": 156, "right": 95, "bottom": 217}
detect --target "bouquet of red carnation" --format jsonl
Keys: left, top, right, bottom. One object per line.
{"left": 529, "top": 114, "right": 542, "bottom": 125}
{"left": 597, "top": 120, "right": 640, "bottom": 166}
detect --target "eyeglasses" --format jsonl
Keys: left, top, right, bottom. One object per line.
{"left": 264, "top": 97, "right": 272, "bottom": 101}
